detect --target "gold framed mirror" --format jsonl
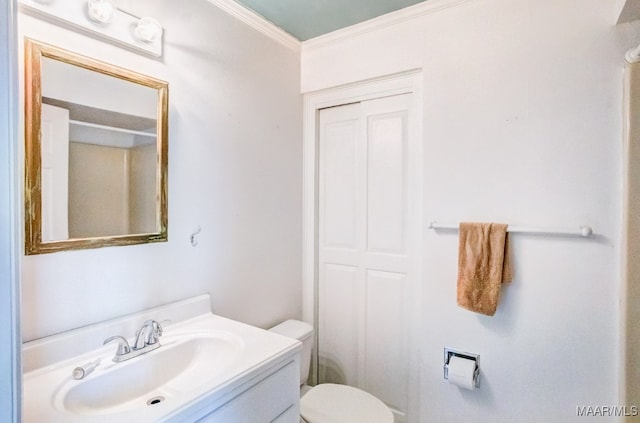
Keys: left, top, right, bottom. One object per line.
{"left": 24, "top": 38, "right": 168, "bottom": 255}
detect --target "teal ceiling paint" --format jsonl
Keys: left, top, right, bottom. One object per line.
{"left": 234, "top": 0, "right": 427, "bottom": 41}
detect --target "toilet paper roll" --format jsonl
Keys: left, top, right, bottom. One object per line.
{"left": 447, "top": 355, "right": 477, "bottom": 390}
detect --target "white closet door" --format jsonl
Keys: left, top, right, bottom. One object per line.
{"left": 40, "top": 103, "right": 69, "bottom": 241}
{"left": 318, "top": 93, "right": 419, "bottom": 423}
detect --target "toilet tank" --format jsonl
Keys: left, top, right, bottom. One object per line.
{"left": 269, "top": 319, "right": 313, "bottom": 386}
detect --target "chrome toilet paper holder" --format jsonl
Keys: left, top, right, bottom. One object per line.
{"left": 443, "top": 347, "right": 480, "bottom": 388}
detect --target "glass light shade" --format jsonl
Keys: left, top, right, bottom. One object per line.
{"left": 135, "top": 17, "right": 162, "bottom": 42}
{"left": 87, "top": 0, "right": 117, "bottom": 24}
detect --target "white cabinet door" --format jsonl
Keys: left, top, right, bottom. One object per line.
{"left": 194, "top": 360, "right": 299, "bottom": 423}
{"left": 317, "top": 93, "right": 420, "bottom": 423}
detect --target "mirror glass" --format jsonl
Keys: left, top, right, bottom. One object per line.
{"left": 25, "top": 39, "right": 168, "bottom": 254}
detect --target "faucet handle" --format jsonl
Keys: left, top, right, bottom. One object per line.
{"left": 156, "top": 319, "right": 171, "bottom": 336}
{"left": 103, "top": 336, "right": 131, "bottom": 356}
{"left": 146, "top": 319, "right": 167, "bottom": 345}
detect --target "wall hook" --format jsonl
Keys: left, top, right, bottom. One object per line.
{"left": 190, "top": 226, "right": 201, "bottom": 247}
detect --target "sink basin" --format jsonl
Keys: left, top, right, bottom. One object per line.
{"left": 54, "top": 331, "right": 243, "bottom": 416}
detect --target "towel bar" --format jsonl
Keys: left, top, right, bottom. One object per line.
{"left": 428, "top": 222, "right": 593, "bottom": 238}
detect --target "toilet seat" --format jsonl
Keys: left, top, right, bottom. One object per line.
{"left": 300, "top": 383, "right": 394, "bottom": 423}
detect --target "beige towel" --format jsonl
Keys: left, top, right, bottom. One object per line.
{"left": 457, "top": 222, "right": 513, "bottom": 316}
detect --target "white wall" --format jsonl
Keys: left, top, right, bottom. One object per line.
{"left": 1, "top": 1, "right": 21, "bottom": 421}
{"left": 302, "top": 0, "right": 640, "bottom": 421}
{"left": 19, "top": 0, "right": 302, "bottom": 341}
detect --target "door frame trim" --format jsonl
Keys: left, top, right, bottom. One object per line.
{"left": 302, "top": 70, "right": 422, "bottom": 416}
{"left": 622, "top": 61, "right": 640, "bottom": 412}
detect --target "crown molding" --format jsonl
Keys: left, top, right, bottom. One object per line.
{"left": 302, "top": 0, "right": 473, "bottom": 50}
{"left": 206, "top": 0, "right": 300, "bottom": 52}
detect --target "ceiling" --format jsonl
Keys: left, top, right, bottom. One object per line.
{"left": 232, "top": 0, "right": 428, "bottom": 41}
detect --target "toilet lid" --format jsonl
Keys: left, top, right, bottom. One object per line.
{"left": 300, "top": 384, "right": 394, "bottom": 423}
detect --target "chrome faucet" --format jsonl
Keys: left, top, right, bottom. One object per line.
{"left": 103, "top": 320, "right": 165, "bottom": 363}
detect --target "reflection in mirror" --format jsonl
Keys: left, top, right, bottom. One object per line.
{"left": 40, "top": 57, "right": 158, "bottom": 240}
{"left": 25, "top": 39, "right": 168, "bottom": 254}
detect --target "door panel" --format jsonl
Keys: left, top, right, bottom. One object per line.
{"left": 366, "top": 109, "right": 407, "bottom": 254}
{"left": 365, "top": 270, "right": 409, "bottom": 415}
{"left": 318, "top": 93, "right": 417, "bottom": 423}
{"left": 319, "top": 104, "right": 360, "bottom": 251}
{"left": 318, "top": 263, "right": 360, "bottom": 386}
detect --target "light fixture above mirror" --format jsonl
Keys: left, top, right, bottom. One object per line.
{"left": 135, "top": 17, "right": 163, "bottom": 43}
{"left": 18, "top": 0, "right": 163, "bottom": 57}
{"left": 86, "top": 0, "right": 117, "bottom": 24}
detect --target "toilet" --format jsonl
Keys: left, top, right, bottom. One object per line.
{"left": 269, "top": 320, "right": 394, "bottom": 423}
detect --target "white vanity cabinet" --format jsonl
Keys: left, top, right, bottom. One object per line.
{"left": 169, "top": 354, "right": 300, "bottom": 423}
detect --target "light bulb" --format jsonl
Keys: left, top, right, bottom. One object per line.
{"left": 135, "top": 17, "right": 162, "bottom": 42}
{"left": 87, "top": 0, "right": 116, "bottom": 24}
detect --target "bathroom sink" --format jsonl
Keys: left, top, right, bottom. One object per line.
{"left": 23, "top": 296, "right": 302, "bottom": 423}
{"left": 56, "top": 331, "right": 243, "bottom": 415}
